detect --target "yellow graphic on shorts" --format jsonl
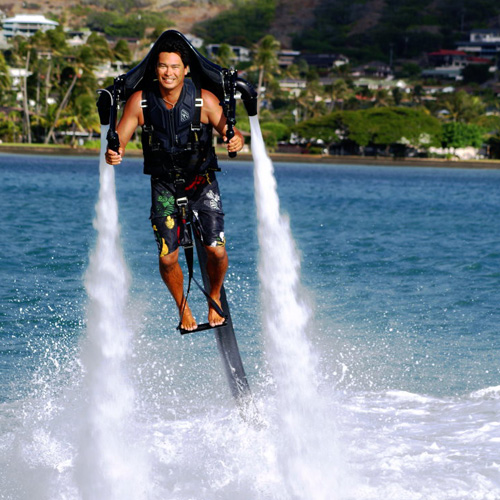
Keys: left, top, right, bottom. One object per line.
{"left": 160, "top": 237, "right": 169, "bottom": 257}
{"left": 165, "top": 216, "right": 174, "bottom": 230}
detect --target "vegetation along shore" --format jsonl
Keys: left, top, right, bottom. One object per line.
{"left": 0, "top": 0, "right": 499, "bottom": 161}
{"left": 1, "top": 142, "right": 499, "bottom": 170}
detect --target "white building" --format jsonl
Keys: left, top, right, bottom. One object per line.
{"left": 469, "top": 29, "right": 500, "bottom": 43}
{"left": 2, "top": 14, "right": 58, "bottom": 38}
{"left": 456, "top": 29, "right": 500, "bottom": 62}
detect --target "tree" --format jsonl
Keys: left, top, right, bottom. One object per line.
{"left": 44, "top": 69, "right": 81, "bottom": 144}
{"left": 462, "top": 64, "right": 491, "bottom": 85}
{"left": 327, "top": 78, "right": 351, "bottom": 110}
{"left": 113, "top": 39, "right": 132, "bottom": 63}
{"left": 295, "top": 79, "right": 328, "bottom": 121}
{"left": 375, "top": 88, "right": 390, "bottom": 107}
{"left": 252, "top": 34, "right": 281, "bottom": 115}
{"left": 439, "top": 90, "right": 485, "bottom": 123}
{"left": 296, "top": 107, "right": 442, "bottom": 151}
{"left": 211, "top": 43, "right": 236, "bottom": 68}
{"left": 442, "top": 122, "right": 485, "bottom": 148}
{"left": 84, "top": 33, "right": 112, "bottom": 63}
{"left": 0, "top": 111, "right": 22, "bottom": 142}
{"left": 193, "top": 0, "right": 277, "bottom": 46}
{"left": 0, "top": 52, "right": 11, "bottom": 105}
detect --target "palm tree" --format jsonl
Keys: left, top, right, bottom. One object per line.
{"left": 295, "top": 79, "right": 327, "bottom": 122}
{"left": 0, "top": 52, "right": 11, "bottom": 100}
{"left": 22, "top": 49, "right": 32, "bottom": 143}
{"left": 44, "top": 69, "right": 81, "bottom": 144}
{"left": 440, "top": 90, "right": 486, "bottom": 123}
{"left": 113, "top": 39, "right": 132, "bottom": 63}
{"left": 212, "top": 43, "right": 236, "bottom": 68}
{"left": 329, "top": 78, "right": 351, "bottom": 110}
{"left": 44, "top": 34, "right": 110, "bottom": 144}
{"left": 252, "top": 34, "right": 281, "bottom": 114}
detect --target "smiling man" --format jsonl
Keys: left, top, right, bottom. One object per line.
{"left": 105, "top": 38, "right": 244, "bottom": 332}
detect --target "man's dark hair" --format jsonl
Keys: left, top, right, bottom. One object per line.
{"left": 156, "top": 38, "right": 190, "bottom": 67}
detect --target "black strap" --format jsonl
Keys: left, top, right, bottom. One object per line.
{"left": 141, "top": 90, "right": 151, "bottom": 126}
{"left": 190, "top": 75, "right": 202, "bottom": 132}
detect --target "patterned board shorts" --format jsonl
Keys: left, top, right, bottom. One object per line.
{"left": 150, "top": 174, "right": 225, "bottom": 257}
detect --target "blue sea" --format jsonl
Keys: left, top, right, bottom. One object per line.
{"left": 1, "top": 151, "right": 499, "bottom": 499}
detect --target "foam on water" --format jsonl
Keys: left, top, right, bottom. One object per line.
{"left": 340, "top": 387, "right": 500, "bottom": 499}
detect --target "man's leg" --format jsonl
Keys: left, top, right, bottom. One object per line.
{"left": 159, "top": 248, "right": 197, "bottom": 331}
{"left": 205, "top": 245, "right": 228, "bottom": 327}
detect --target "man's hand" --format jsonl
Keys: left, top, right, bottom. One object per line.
{"left": 224, "top": 129, "right": 244, "bottom": 154}
{"left": 105, "top": 148, "right": 123, "bottom": 165}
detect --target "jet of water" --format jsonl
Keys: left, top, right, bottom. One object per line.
{"left": 75, "top": 126, "right": 148, "bottom": 500}
{"left": 250, "top": 116, "right": 347, "bottom": 499}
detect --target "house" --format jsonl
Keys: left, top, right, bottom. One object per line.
{"left": 206, "top": 44, "right": 251, "bottom": 63}
{"left": 423, "top": 48, "right": 495, "bottom": 80}
{"left": 354, "top": 78, "right": 408, "bottom": 91}
{"left": 94, "top": 61, "right": 128, "bottom": 83}
{"left": 277, "top": 50, "right": 301, "bottom": 68}
{"left": 427, "top": 49, "right": 468, "bottom": 67}
{"left": 456, "top": 29, "right": 500, "bottom": 64}
{"left": 2, "top": 14, "right": 58, "bottom": 38}
{"left": 301, "top": 53, "right": 349, "bottom": 70}
{"left": 65, "top": 28, "right": 91, "bottom": 47}
{"left": 279, "top": 78, "right": 307, "bottom": 97}
{"left": 469, "top": 29, "right": 500, "bottom": 43}
{"left": 351, "top": 61, "right": 392, "bottom": 78}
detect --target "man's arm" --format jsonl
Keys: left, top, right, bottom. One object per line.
{"left": 105, "top": 91, "right": 144, "bottom": 165}
{"left": 201, "top": 89, "right": 244, "bottom": 154}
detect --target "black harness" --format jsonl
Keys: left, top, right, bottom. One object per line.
{"left": 140, "top": 79, "right": 216, "bottom": 179}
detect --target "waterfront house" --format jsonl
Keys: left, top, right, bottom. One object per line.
{"left": 2, "top": 14, "right": 58, "bottom": 38}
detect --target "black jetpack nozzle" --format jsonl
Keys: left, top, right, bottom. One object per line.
{"left": 97, "top": 76, "right": 124, "bottom": 153}
{"left": 235, "top": 78, "right": 258, "bottom": 117}
{"left": 96, "top": 88, "right": 112, "bottom": 126}
{"left": 222, "top": 69, "right": 258, "bottom": 157}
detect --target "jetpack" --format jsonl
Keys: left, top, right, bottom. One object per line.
{"left": 97, "top": 30, "right": 258, "bottom": 413}
{"left": 97, "top": 29, "right": 257, "bottom": 145}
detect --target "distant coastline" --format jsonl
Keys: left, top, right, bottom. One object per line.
{"left": 1, "top": 143, "right": 500, "bottom": 169}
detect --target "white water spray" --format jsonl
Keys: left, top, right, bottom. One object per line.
{"left": 251, "top": 116, "right": 345, "bottom": 499}
{"left": 75, "top": 126, "right": 148, "bottom": 500}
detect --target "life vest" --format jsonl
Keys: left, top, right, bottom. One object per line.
{"left": 141, "top": 79, "right": 217, "bottom": 178}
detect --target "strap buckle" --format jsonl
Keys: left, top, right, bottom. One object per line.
{"left": 176, "top": 196, "right": 188, "bottom": 207}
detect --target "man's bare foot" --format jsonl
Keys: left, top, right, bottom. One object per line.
{"left": 180, "top": 303, "right": 197, "bottom": 331}
{"left": 208, "top": 297, "right": 225, "bottom": 327}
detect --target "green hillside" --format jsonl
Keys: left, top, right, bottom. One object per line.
{"left": 2, "top": 0, "right": 499, "bottom": 62}
{"left": 293, "top": 0, "right": 500, "bottom": 60}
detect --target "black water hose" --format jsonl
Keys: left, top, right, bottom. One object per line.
{"left": 96, "top": 87, "right": 113, "bottom": 126}
{"left": 236, "top": 78, "right": 258, "bottom": 117}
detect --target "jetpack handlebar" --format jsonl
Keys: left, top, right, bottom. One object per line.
{"left": 222, "top": 68, "right": 237, "bottom": 158}
{"left": 222, "top": 68, "right": 258, "bottom": 158}
{"left": 97, "top": 76, "right": 124, "bottom": 153}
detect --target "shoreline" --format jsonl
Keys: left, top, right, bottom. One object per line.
{"left": 1, "top": 143, "right": 500, "bottom": 169}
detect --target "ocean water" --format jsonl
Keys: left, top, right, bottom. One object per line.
{"left": 1, "top": 148, "right": 499, "bottom": 499}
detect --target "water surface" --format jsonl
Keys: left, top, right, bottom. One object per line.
{"left": 1, "top": 153, "right": 499, "bottom": 499}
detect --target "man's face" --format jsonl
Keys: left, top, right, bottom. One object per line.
{"left": 156, "top": 52, "right": 188, "bottom": 92}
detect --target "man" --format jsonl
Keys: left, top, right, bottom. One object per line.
{"left": 105, "top": 39, "right": 244, "bottom": 332}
